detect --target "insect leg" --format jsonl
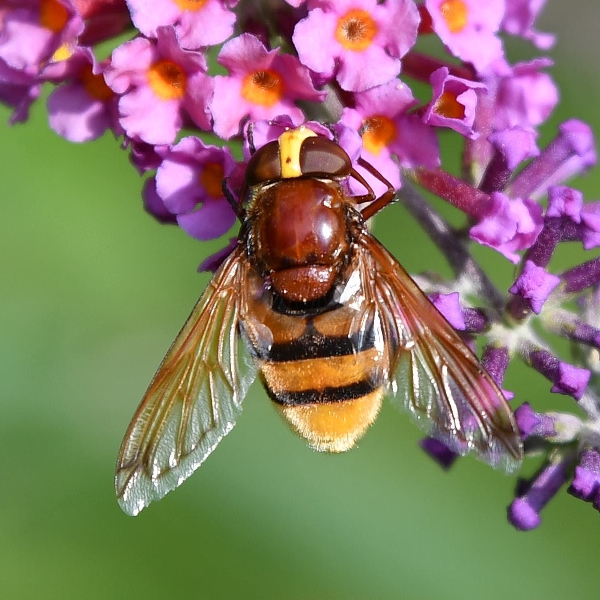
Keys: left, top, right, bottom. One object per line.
{"left": 356, "top": 158, "right": 396, "bottom": 220}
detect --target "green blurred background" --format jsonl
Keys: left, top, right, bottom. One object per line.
{"left": 1, "top": 3, "right": 600, "bottom": 599}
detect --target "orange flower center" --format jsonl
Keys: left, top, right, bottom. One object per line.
{"left": 39, "top": 0, "right": 69, "bottom": 32}
{"left": 173, "top": 0, "right": 209, "bottom": 10}
{"left": 241, "top": 70, "right": 283, "bottom": 107}
{"left": 335, "top": 9, "right": 377, "bottom": 52}
{"left": 80, "top": 64, "right": 114, "bottom": 102}
{"left": 362, "top": 116, "right": 397, "bottom": 156}
{"left": 52, "top": 42, "right": 73, "bottom": 62}
{"left": 433, "top": 91, "right": 465, "bottom": 119}
{"left": 200, "top": 163, "right": 225, "bottom": 199}
{"left": 147, "top": 60, "right": 187, "bottom": 100}
{"left": 439, "top": 0, "right": 469, "bottom": 33}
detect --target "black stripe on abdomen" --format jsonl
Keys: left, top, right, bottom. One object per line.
{"left": 263, "top": 378, "right": 378, "bottom": 406}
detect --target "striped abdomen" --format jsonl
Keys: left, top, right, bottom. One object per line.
{"left": 250, "top": 309, "right": 388, "bottom": 453}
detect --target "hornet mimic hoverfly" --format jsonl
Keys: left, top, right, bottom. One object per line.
{"left": 116, "top": 126, "right": 523, "bottom": 516}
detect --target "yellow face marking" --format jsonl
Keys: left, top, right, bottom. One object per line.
{"left": 278, "top": 126, "right": 317, "bottom": 179}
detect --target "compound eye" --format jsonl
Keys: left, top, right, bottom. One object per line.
{"left": 245, "top": 140, "right": 281, "bottom": 186}
{"left": 299, "top": 136, "right": 352, "bottom": 178}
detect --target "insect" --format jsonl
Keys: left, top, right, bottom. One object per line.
{"left": 116, "top": 126, "right": 523, "bottom": 516}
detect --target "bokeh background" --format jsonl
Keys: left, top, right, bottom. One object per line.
{"left": 1, "top": 2, "right": 599, "bottom": 598}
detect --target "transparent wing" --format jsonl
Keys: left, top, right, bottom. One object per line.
{"left": 357, "top": 234, "right": 523, "bottom": 472}
{"left": 116, "top": 245, "right": 257, "bottom": 515}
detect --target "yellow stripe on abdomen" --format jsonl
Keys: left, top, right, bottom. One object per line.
{"left": 260, "top": 347, "right": 382, "bottom": 398}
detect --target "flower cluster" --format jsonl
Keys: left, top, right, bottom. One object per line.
{"left": 2, "top": 0, "right": 600, "bottom": 530}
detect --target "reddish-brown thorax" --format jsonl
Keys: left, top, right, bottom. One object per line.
{"left": 251, "top": 178, "right": 351, "bottom": 303}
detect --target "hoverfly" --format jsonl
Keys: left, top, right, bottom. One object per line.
{"left": 116, "top": 126, "right": 523, "bottom": 515}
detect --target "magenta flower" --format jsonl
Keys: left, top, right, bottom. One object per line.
{"left": 154, "top": 136, "right": 237, "bottom": 240}
{"left": 502, "top": 0, "right": 555, "bottom": 50}
{"left": 493, "top": 59, "right": 559, "bottom": 133}
{"left": 0, "top": 59, "right": 41, "bottom": 123}
{"left": 424, "top": 0, "right": 505, "bottom": 74}
{"left": 487, "top": 128, "right": 539, "bottom": 172}
{"left": 126, "top": 0, "right": 236, "bottom": 49}
{"left": 423, "top": 66, "right": 485, "bottom": 139}
{"left": 210, "top": 34, "right": 324, "bottom": 139}
{"left": 142, "top": 176, "right": 177, "bottom": 224}
{"left": 197, "top": 237, "right": 238, "bottom": 273}
{"left": 104, "top": 25, "right": 212, "bottom": 145}
{"left": 429, "top": 292, "right": 466, "bottom": 330}
{"left": 509, "top": 260, "right": 560, "bottom": 314}
{"left": 469, "top": 192, "right": 543, "bottom": 263}
{"left": 293, "top": 0, "right": 419, "bottom": 92}
{"left": 45, "top": 47, "right": 120, "bottom": 142}
{"left": 0, "top": 0, "right": 84, "bottom": 74}
{"left": 340, "top": 80, "right": 439, "bottom": 195}
{"left": 569, "top": 449, "right": 600, "bottom": 509}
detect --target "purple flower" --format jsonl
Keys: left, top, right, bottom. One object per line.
{"left": 126, "top": 0, "right": 236, "bottom": 49}
{"left": 488, "top": 128, "right": 539, "bottom": 172}
{"left": 45, "top": 47, "right": 120, "bottom": 142}
{"left": 104, "top": 26, "right": 212, "bottom": 145}
{"left": 154, "top": 136, "right": 237, "bottom": 240}
{"left": 429, "top": 292, "right": 465, "bottom": 330}
{"left": 419, "top": 438, "right": 458, "bottom": 470}
{"left": 514, "top": 402, "right": 557, "bottom": 440}
{"left": 508, "top": 120, "right": 596, "bottom": 200}
{"left": 469, "top": 192, "right": 543, "bottom": 263}
{"left": 546, "top": 185, "right": 583, "bottom": 222}
{"left": 142, "top": 176, "right": 177, "bottom": 224}
{"left": 198, "top": 237, "right": 238, "bottom": 273}
{"left": 508, "top": 454, "right": 574, "bottom": 531}
{"left": 526, "top": 348, "right": 591, "bottom": 399}
{"left": 569, "top": 449, "right": 600, "bottom": 507}
{"left": 293, "top": 0, "right": 419, "bottom": 92}
{"left": 502, "top": 0, "right": 555, "bottom": 50}
{"left": 424, "top": 66, "right": 485, "bottom": 139}
{"left": 493, "top": 59, "right": 558, "bottom": 133}
{"left": 0, "top": 58, "right": 41, "bottom": 123}
{"left": 580, "top": 203, "right": 600, "bottom": 249}
{"left": 509, "top": 260, "right": 560, "bottom": 314}
{"left": 210, "top": 34, "right": 324, "bottom": 139}
{"left": 0, "top": 0, "right": 84, "bottom": 74}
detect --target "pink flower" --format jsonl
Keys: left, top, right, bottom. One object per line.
{"left": 502, "top": 0, "right": 555, "bottom": 50}
{"left": 210, "top": 34, "right": 324, "bottom": 139}
{"left": 45, "top": 47, "right": 120, "bottom": 142}
{"left": 424, "top": 66, "right": 485, "bottom": 139}
{"left": 293, "top": 0, "right": 419, "bottom": 92}
{"left": 340, "top": 80, "right": 439, "bottom": 195}
{"left": 126, "top": 0, "right": 236, "bottom": 49}
{"left": 425, "top": 0, "right": 505, "bottom": 75}
{"left": 487, "top": 127, "right": 539, "bottom": 171}
{"left": 104, "top": 26, "right": 212, "bottom": 145}
{"left": 154, "top": 136, "right": 237, "bottom": 240}
{"left": 0, "top": 0, "right": 84, "bottom": 74}
{"left": 494, "top": 58, "right": 558, "bottom": 133}
{"left": 470, "top": 192, "right": 543, "bottom": 263}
